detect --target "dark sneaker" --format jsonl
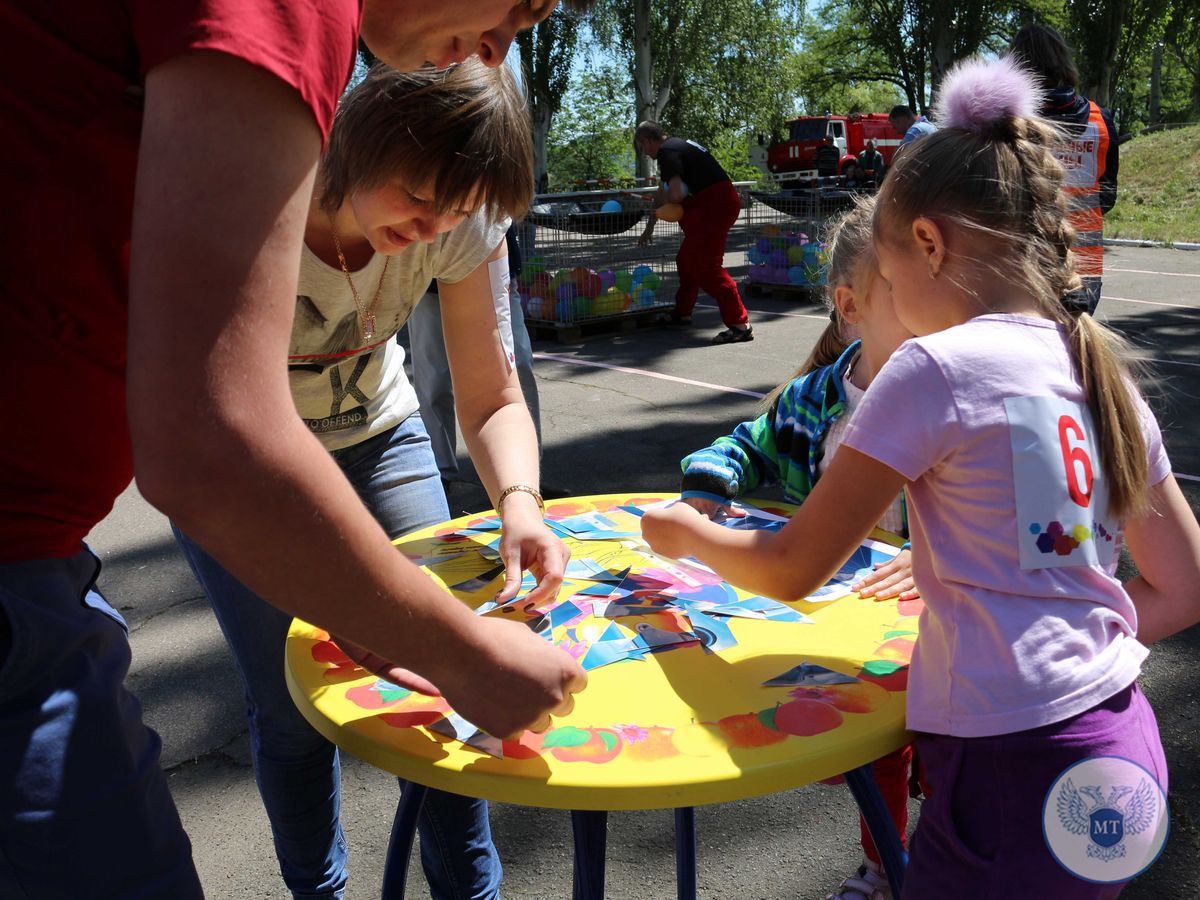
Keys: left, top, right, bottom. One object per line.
{"left": 712, "top": 326, "right": 754, "bottom": 344}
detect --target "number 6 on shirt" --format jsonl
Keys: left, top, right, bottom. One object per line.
{"left": 1006, "top": 396, "right": 1116, "bottom": 570}
{"left": 1058, "top": 414, "right": 1094, "bottom": 509}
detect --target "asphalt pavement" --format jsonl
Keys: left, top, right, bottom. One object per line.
{"left": 86, "top": 244, "right": 1200, "bottom": 898}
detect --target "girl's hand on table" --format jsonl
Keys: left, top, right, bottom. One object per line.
{"left": 642, "top": 502, "right": 706, "bottom": 559}
{"left": 852, "top": 549, "right": 918, "bottom": 601}
{"left": 496, "top": 493, "right": 570, "bottom": 608}
{"left": 682, "top": 496, "right": 745, "bottom": 521}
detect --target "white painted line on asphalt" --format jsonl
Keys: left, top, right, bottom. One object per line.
{"left": 534, "top": 350, "right": 1199, "bottom": 483}
{"left": 1103, "top": 295, "right": 1198, "bottom": 309}
{"left": 1108, "top": 267, "right": 1200, "bottom": 279}
{"left": 532, "top": 352, "right": 768, "bottom": 398}
{"left": 698, "top": 302, "right": 828, "bottom": 320}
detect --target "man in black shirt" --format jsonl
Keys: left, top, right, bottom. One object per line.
{"left": 635, "top": 121, "right": 752, "bottom": 343}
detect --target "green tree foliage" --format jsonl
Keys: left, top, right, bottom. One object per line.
{"left": 1161, "top": 0, "right": 1200, "bottom": 118}
{"left": 517, "top": 9, "right": 582, "bottom": 187}
{"left": 589, "top": 0, "right": 803, "bottom": 178}
{"left": 791, "top": 0, "right": 1029, "bottom": 115}
{"left": 547, "top": 66, "right": 637, "bottom": 188}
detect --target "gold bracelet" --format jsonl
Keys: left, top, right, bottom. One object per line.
{"left": 497, "top": 483, "right": 544, "bottom": 515}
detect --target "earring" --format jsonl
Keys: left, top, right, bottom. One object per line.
{"left": 928, "top": 259, "right": 940, "bottom": 279}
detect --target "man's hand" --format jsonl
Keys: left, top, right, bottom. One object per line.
{"left": 333, "top": 635, "right": 443, "bottom": 695}
{"left": 442, "top": 617, "right": 588, "bottom": 739}
{"left": 637, "top": 227, "right": 655, "bottom": 247}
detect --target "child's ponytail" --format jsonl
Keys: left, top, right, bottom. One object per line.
{"left": 877, "top": 55, "right": 1150, "bottom": 518}
{"left": 1005, "top": 119, "right": 1150, "bottom": 517}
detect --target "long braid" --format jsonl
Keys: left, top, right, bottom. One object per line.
{"left": 1008, "top": 118, "right": 1149, "bottom": 517}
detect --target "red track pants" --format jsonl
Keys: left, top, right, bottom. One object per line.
{"left": 674, "top": 180, "right": 749, "bottom": 328}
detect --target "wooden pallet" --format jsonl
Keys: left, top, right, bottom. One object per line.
{"left": 526, "top": 307, "right": 671, "bottom": 343}
{"left": 743, "top": 279, "right": 824, "bottom": 302}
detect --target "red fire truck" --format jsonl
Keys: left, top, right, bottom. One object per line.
{"left": 750, "top": 113, "right": 903, "bottom": 181}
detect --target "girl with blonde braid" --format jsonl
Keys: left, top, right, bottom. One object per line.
{"left": 644, "top": 56, "right": 1200, "bottom": 898}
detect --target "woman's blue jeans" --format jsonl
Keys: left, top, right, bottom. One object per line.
{"left": 173, "top": 415, "right": 501, "bottom": 900}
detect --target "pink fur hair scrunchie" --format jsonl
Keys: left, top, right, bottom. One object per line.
{"left": 934, "top": 56, "right": 1044, "bottom": 132}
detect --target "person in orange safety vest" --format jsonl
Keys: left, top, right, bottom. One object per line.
{"left": 1011, "top": 24, "right": 1119, "bottom": 316}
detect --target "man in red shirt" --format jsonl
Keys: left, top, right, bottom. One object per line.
{"left": 0, "top": 2, "right": 585, "bottom": 897}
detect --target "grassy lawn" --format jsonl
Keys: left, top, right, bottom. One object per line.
{"left": 1105, "top": 123, "right": 1200, "bottom": 244}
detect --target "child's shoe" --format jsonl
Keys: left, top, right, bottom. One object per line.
{"left": 826, "top": 858, "right": 889, "bottom": 900}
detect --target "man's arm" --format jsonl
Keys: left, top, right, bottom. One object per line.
{"left": 127, "top": 51, "right": 582, "bottom": 738}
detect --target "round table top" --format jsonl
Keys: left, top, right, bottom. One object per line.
{"left": 285, "top": 493, "right": 918, "bottom": 811}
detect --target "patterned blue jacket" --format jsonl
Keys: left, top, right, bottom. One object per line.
{"left": 681, "top": 340, "right": 905, "bottom": 539}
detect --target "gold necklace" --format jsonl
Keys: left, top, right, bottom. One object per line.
{"left": 330, "top": 220, "right": 391, "bottom": 341}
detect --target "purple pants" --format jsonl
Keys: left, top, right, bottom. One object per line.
{"left": 903, "top": 684, "right": 1167, "bottom": 900}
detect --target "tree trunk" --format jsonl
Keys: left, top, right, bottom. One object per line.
{"left": 531, "top": 105, "right": 551, "bottom": 192}
{"left": 1149, "top": 42, "right": 1163, "bottom": 124}
{"left": 633, "top": 0, "right": 655, "bottom": 180}
{"left": 1192, "top": 46, "right": 1200, "bottom": 117}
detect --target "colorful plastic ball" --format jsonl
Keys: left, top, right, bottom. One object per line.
{"left": 750, "top": 265, "right": 771, "bottom": 283}
{"left": 756, "top": 236, "right": 772, "bottom": 254}
{"left": 769, "top": 250, "right": 788, "bottom": 268}
{"left": 600, "top": 199, "right": 623, "bottom": 213}
{"left": 599, "top": 269, "right": 615, "bottom": 291}
{"left": 641, "top": 272, "right": 661, "bottom": 292}
{"left": 578, "top": 269, "right": 603, "bottom": 299}
{"left": 525, "top": 255, "right": 546, "bottom": 276}
{"left": 555, "top": 298, "right": 573, "bottom": 321}
{"left": 527, "top": 296, "right": 547, "bottom": 319}
{"left": 632, "top": 264, "right": 654, "bottom": 282}
{"left": 772, "top": 266, "right": 791, "bottom": 284}
{"left": 631, "top": 286, "right": 654, "bottom": 308}
{"left": 614, "top": 270, "right": 633, "bottom": 292}
{"left": 787, "top": 265, "right": 807, "bottom": 285}
{"left": 575, "top": 296, "right": 589, "bottom": 317}
{"left": 761, "top": 223, "right": 780, "bottom": 238}
{"left": 555, "top": 281, "right": 577, "bottom": 303}
{"left": 787, "top": 245, "right": 805, "bottom": 265}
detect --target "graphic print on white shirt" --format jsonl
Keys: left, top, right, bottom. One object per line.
{"left": 1005, "top": 395, "right": 1118, "bottom": 569}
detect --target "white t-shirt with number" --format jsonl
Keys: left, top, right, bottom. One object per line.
{"left": 843, "top": 314, "right": 1170, "bottom": 738}
{"left": 289, "top": 212, "right": 508, "bottom": 451}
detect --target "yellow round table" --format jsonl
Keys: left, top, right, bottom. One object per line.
{"left": 285, "top": 493, "right": 919, "bottom": 898}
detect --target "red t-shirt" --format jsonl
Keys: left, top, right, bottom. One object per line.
{"left": 0, "top": 1, "right": 360, "bottom": 562}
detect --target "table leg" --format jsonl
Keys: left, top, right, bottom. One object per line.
{"left": 381, "top": 781, "right": 428, "bottom": 900}
{"left": 571, "top": 809, "right": 608, "bottom": 900}
{"left": 843, "top": 764, "right": 907, "bottom": 898}
{"left": 674, "top": 807, "right": 697, "bottom": 900}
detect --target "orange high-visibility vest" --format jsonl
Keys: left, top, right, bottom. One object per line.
{"left": 1054, "top": 101, "right": 1109, "bottom": 278}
